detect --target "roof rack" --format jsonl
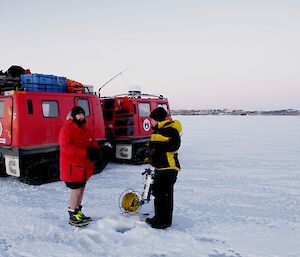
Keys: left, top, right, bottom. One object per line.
{"left": 103, "top": 90, "right": 166, "bottom": 99}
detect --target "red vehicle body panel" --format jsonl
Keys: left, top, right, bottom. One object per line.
{"left": 0, "top": 90, "right": 108, "bottom": 184}
{"left": 0, "top": 91, "right": 105, "bottom": 148}
{"left": 100, "top": 91, "right": 170, "bottom": 163}
{"left": 101, "top": 94, "right": 170, "bottom": 139}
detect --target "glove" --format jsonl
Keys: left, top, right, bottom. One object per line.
{"left": 143, "top": 149, "right": 153, "bottom": 164}
{"left": 87, "top": 147, "right": 99, "bottom": 161}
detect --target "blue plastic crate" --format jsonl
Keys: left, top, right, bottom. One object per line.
{"left": 20, "top": 74, "right": 67, "bottom": 92}
{"left": 21, "top": 84, "right": 66, "bottom": 92}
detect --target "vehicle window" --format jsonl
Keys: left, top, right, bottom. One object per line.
{"left": 0, "top": 101, "right": 3, "bottom": 118}
{"left": 27, "top": 100, "right": 33, "bottom": 114}
{"left": 157, "top": 103, "right": 169, "bottom": 115}
{"left": 138, "top": 103, "right": 150, "bottom": 117}
{"left": 77, "top": 99, "right": 90, "bottom": 116}
{"left": 42, "top": 101, "right": 58, "bottom": 117}
{"left": 158, "top": 103, "right": 168, "bottom": 111}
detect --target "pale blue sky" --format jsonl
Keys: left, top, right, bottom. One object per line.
{"left": 1, "top": 0, "right": 299, "bottom": 110}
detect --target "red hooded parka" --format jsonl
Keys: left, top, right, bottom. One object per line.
{"left": 59, "top": 119, "right": 98, "bottom": 182}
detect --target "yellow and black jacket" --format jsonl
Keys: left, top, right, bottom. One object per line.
{"left": 148, "top": 119, "right": 182, "bottom": 172}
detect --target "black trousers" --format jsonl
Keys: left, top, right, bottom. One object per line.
{"left": 152, "top": 170, "right": 178, "bottom": 226}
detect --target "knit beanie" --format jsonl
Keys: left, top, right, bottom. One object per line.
{"left": 71, "top": 106, "right": 85, "bottom": 120}
{"left": 150, "top": 107, "right": 168, "bottom": 122}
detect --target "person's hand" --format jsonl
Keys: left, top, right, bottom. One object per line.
{"left": 144, "top": 157, "right": 150, "bottom": 164}
{"left": 144, "top": 149, "right": 153, "bottom": 164}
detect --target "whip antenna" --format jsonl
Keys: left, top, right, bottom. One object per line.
{"left": 98, "top": 67, "right": 129, "bottom": 97}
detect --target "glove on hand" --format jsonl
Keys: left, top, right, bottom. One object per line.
{"left": 87, "top": 147, "right": 99, "bottom": 161}
{"left": 144, "top": 157, "right": 151, "bottom": 164}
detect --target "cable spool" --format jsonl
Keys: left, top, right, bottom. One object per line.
{"left": 119, "top": 189, "right": 142, "bottom": 214}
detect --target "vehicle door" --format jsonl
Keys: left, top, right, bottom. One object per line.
{"left": 137, "top": 101, "right": 152, "bottom": 136}
{"left": 75, "top": 97, "right": 95, "bottom": 132}
{"left": 0, "top": 97, "right": 13, "bottom": 146}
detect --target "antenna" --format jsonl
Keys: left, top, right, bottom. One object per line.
{"left": 98, "top": 67, "right": 129, "bottom": 97}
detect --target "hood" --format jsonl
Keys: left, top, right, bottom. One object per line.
{"left": 157, "top": 120, "right": 182, "bottom": 134}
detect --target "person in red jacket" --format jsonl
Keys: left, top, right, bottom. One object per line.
{"left": 59, "top": 106, "right": 99, "bottom": 226}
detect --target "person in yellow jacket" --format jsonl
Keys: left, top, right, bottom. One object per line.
{"left": 145, "top": 107, "right": 182, "bottom": 229}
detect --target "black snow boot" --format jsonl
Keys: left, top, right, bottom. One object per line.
{"left": 145, "top": 216, "right": 157, "bottom": 225}
{"left": 76, "top": 205, "right": 92, "bottom": 222}
{"left": 150, "top": 195, "right": 169, "bottom": 229}
{"left": 68, "top": 209, "right": 89, "bottom": 227}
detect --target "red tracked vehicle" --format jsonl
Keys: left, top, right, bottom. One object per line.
{"left": 100, "top": 90, "right": 170, "bottom": 164}
{"left": 0, "top": 67, "right": 111, "bottom": 185}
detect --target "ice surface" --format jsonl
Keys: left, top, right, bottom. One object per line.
{"left": 1, "top": 116, "right": 299, "bottom": 257}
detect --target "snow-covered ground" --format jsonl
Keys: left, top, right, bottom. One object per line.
{"left": 1, "top": 116, "right": 300, "bottom": 257}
